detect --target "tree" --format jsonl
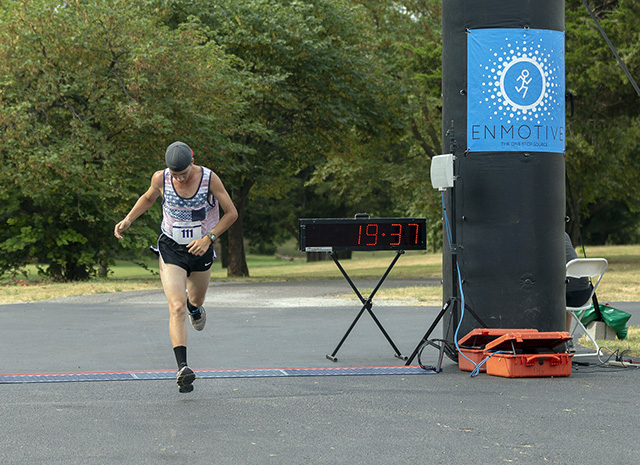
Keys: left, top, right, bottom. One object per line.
{"left": 243, "top": 165, "right": 358, "bottom": 261}
{"left": 160, "top": 0, "right": 407, "bottom": 276}
{"left": 565, "top": 0, "right": 640, "bottom": 244}
{"left": 0, "top": 0, "right": 246, "bottom": 280}
{"left": 310, "top": 1, "right": 445, "bottom": 249}
{"left": 323, "top": 0, "right": 640, "bottom": 248}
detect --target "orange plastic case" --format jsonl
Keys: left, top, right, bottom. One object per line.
{"left": 457, "top": 328, "right": 539, "bottom": 372}
{"left": 483, "top": 331, "right": 573, "bottom": 378}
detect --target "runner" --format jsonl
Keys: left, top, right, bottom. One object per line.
{"left": 114, "top": 141, "right": 238, "bottom": 392}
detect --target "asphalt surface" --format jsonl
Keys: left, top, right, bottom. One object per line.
{"left": 1, "top": 279, "right": 639, "bottom": 465}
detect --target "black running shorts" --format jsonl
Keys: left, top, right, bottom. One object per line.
{"left": 157, "top": 233, "right": 214, "bottom": 276}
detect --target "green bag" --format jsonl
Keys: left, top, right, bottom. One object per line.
{"left": 577, "top": 303, "right": 632, "bottom": 340}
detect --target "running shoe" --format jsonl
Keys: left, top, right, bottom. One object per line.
{"left": 176, "top": 365, "right": 196, "bottom": 387}
{"left": 189, "top": 306, "right": 206, "bottom": 331}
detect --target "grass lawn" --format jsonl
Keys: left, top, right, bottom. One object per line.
{"left": 2, "top": 244, "right": 639, "bottom": 356}
{"left": 0, "top": 249, "right": 444, "bottom": 303}
{"left": 1, "top": 244, "right": 638, "bottom": 303}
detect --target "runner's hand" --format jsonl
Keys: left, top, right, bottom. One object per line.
{"left": 114, "top": 219, "right": 131, "bottom": 240}
{"left": 187, "top": 237, "right": 211, "bottom": 256}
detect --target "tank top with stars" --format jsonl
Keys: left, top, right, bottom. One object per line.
{"left": 161, "top": 167, "right": 219, "bottom": 245}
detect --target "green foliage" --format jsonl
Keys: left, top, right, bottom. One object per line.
{"left": 309, "top": 1, "right": 444, "bottom": 248}
{"left": 2, "top": 0, "right": 639, "bottom": 283}
{"left": 161, "top": 0, "right": 390, "bottom": 175}
{"left": 0, "top": 0, "right": 246, "bottom": 280}
{"left": 319, "top": 0, "right": 640, "bottom": 248}
{"left": 159, "top": 0, "right": 408, "bottom": 274}
{"left": 565, "top": 0, "right": 640, "bottom": 243}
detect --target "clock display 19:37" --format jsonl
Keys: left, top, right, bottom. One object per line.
{"left": 299, "top": 218, "right": 427, "bottom": 252}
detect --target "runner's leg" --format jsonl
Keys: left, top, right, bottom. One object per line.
{"left": 186, "top": 269, "right": 212, "bottom": 308}
{"left": 159, "top": 258, "right": 189, "bottom": 348}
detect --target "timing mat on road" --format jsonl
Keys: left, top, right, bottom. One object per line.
{"left": 0, "top": 365, "right": 435, "bottom": 384}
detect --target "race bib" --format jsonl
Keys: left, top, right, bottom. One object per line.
{"left": 172, "top": 221, "right": 202, "bottom": 245}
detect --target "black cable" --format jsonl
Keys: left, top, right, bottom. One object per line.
{"left": 581, "top": 0, "right": 640, "bottom": 99}
{"left": 417, "top": 342, "right": 436, "bottom": 372}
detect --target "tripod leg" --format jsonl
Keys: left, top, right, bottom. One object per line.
{"left": 436, "top": 305, "right": 457, "bottom": 372}
{"left": 362, "top": 250, "right": 407, "bottom": 359}
{"left": 326, "top": 250, "right": 407, "bottom": 362}
{"left": 326, "top": 304, "right": 368, "bottom": 362}
{"left": 405, "top": 299, "right": 453, "bottom": 366}
{"left": 367, "top": 250, "right": 404, "bottom": 302}
{"left": 330, "top": 252, "right": 366, "bottom": 304}
{"left": 364, "top": 304, "right": 407, "bottom": 360}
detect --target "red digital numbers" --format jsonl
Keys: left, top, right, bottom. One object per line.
{"left": 358, "top": 223, "right": 378, "bottom": 247}
{"left": 409, "top": 223, "right": 419, "bottom": 244}
{"left": 357, "top": 224, "right": 379, "bottom": 246}
{"left": 390, "top": 223, "right": 402, "bottom": 246}
{"left": 358, "top": 222, "right": 421, "bottom": 246}
{"left": 366, "top": 224, "right": 378, "bottom": 246}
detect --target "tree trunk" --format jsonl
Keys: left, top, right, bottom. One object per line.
{"left": 219, "top": 233, "right": 229, "bottom": 269}
{"left": 98, "top": 251, "right": 108, "bottom": 277}
{"left": 227, "top": 181, "right": 253, "bottom": 277}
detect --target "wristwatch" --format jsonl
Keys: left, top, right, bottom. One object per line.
{"left": 206, "top": 231, "right": 217, "bottom": 243}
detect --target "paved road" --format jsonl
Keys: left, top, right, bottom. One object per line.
{"left": 1, "top": 279, "right": 638, "bottom": 464}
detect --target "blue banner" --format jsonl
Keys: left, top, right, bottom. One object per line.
{"left": 467, "top": 28, "right": 565, "bottom": 153}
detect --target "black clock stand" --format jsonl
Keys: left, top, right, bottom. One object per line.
{"left": 325, "top": 249, "right": 408, "bottom": 362}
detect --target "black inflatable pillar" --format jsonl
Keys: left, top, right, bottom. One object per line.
{"left": 441, "top": 0, "right": 566, "bottom": 346}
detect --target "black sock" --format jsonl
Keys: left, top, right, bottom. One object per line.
{"left": 186, "top": 299, "right": 199, "bottom": 313}
{"left": 173, "top": 346, "right": 187, "bottom": 368}
{"left": 187, "top": 300, "right": 202, "bottom": 320}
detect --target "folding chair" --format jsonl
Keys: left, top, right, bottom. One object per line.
{"left": 566, "top": 258, "right": 608, "bottom": 357}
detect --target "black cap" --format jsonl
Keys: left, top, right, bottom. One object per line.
{"left": 165, "top": 141, "right": 193, "bottom": 171}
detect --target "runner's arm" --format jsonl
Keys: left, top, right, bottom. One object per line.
{"left": 206, "top": 171, "right": 238, "bottom": 239}
{"left": 114, "top": 171, "right": 163, "bottom": 240}
{"left": 185, "top": 171, "right": 238, "bottom": 254}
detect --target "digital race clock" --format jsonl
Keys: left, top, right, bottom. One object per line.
{"left": 299, "top": 217, "right": 427, "bottom": 252}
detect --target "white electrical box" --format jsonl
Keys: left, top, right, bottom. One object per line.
{"left": 430, "top": 153, "right": 455, "bottom": 190}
